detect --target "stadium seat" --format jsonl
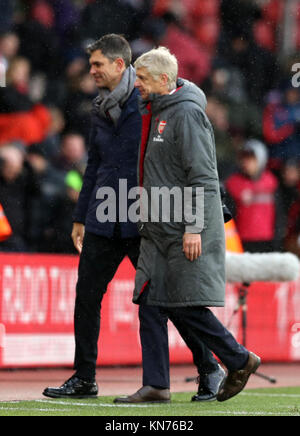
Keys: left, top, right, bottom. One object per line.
{"left": 262, "top": 0, "right": 284, "bottom": 25}
{"left": 194, "top": 18, "right": 220, "bottom": 50}
{"left": 254, "top": 20, "right": 276, "bottom": 52}
{"left": 153, "top": 0, "right": 172, "bottom": 16}
{"left": 192, "top": 0, "right": 219, "bottom": 18}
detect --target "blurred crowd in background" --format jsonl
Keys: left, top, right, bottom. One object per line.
{"left": 0, "top": 0, "right": 300, "bottom": 256}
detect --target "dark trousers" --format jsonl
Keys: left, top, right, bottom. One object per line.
{"left": 162, "top": 306, "right": 249, "bottom": 372}
{"left": 139, "top": 288, "right": 220, "bottom": 378}
{"left": 74, "top": 231, "right": 170, "bottom": 387}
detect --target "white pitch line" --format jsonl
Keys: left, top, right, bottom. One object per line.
{"left": 36, "top": 399, "right": 158, "bottom": 409}
{"left": 241, "top": 393, "right": 300, "bottom": 398}
{"left": 0, "top": 406, "right": 72, "bottom": 413}
{"left": 196, "top": 410, "right": 299, "bottom": 416}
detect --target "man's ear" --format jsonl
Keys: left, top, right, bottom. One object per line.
{"left": 115, "top": 57, "right": 126, "bottom": 73}
{"left": 160, "top": 73, "right": 169, "bottom": 88}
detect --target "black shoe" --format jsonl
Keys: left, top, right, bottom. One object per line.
{"left": 192, "top": 365, "right": 226, "bottom": 402}
{"left": 43, "top": 376, "right": 98, "bottom": 399}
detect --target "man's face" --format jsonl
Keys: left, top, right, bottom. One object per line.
{"left": 89, "top": 50, "right": 124, "bottom": 91}
{"left": 62, "top": 135, "right": 85, "bottom": 164}
{"left": 0, "top": 148, "right": 24, "bottom": 182}
{"left": 240, "top": 155, "right": 260, "bottom": 178}
{"left": 135, "top": 67, "right": 167, "bottom": 100}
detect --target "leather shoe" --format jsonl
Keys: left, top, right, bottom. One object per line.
{"left": 192, "top": 365, "right": 226, "bottom": 402}
{"left": 43, "top": 376, "right": 98, "bottom": 399}
{"left": 114, "top": 386, "right": 171, "bottom": 404}
{"left": 217, "top": 352, "right": 261, "bottom": 402}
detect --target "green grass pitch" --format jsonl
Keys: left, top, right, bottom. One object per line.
{"left": 0, "top": 387, "right": 299, "bottom": 416}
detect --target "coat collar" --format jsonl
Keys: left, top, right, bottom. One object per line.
{"left": 93, "top": 88, "right": 139, "bottom": 130}
{"left": 139, "top": 79, "right": 207, "bottom": 116}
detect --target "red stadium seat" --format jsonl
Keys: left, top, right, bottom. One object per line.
{"left": 193, "top": 0, "right": 219, "bottom": 18}
{"left": 31, "top": 0, "right": 55, "bottom": 29}
{"left": 254, "top": 20, "right": 276, "bottom": 52}
{"left": 194, "top": 18, "right": 220, "bottom": 50}
{"left": 153, "top": 0, "right": 172, "bottom": 16}
{"left": 262, "top": 0, "right": 283, "bottom": 25}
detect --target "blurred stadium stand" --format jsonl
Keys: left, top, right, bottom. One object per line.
{"left": 0, "top": 0, "right": 300, "bottom": 369}
{"left": 0, "top": 0, "right": 299, "bottom": 255}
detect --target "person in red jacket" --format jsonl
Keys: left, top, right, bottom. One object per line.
{"left": 226, "top": 139, "right": 279, "bottom": 253}
{"left": 0, "top": 57, "right": 51, "bottom": 146}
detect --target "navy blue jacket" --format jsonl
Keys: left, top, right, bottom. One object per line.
{"left": 73, "top": 88, "right": 142, "bottom": 239}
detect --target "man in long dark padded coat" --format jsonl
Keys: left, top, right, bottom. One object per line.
{"left": 116, "top": 47, "right": 261, "bottom": 403}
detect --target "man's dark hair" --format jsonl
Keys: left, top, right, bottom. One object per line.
{"left": 87, "top": 34, "right": 132, "bottom": 68}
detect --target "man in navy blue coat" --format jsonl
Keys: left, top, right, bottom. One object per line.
{"left": 42, "top": 34, "right": 171, "bottom": 401}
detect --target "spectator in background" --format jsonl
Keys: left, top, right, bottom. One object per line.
{"left": 218, "top": 0, "right": 280, "bottom": 108}
{"left": 0, "top": 144, "right": 39, "bottom": 252}
{"left": 217, "top": 29, "right": 280, "bottom": 107}
{"left": 15, "top": 0, "right": 61, "bottom": 77}
{"left": 205, "top": 66, "right": 248, "bottom": 105}
{"left": 226, "top": 139, "right": 279, "bottom": 253}
{"left": 0, "top": 57, "right": 51, "bottom": 146}
{"left": 79, "top": 0, "right": 140, "bottom": 43}
{"left": 205, "top": 96, "right": 237, "bottom": 180}
{"left": 49, "top": 170, "right": 83, "bottom": 254}
{"left": 64, "top": 70, "right": 98, "bottom": 142}
{"left": 0, "top": 0, "right": 16, "bottom": 34}
{"left": 132, "top": 14, "right": 211, "bottom": 86}
{"left": 0, "top": 56, "right": 32, "bottom": 112}
{"left": 51, "top": 0, "right": 80, "bottom": 40}
{"left": 204, "top": 65, "right": 262, "bottom": 140}
{"left": 276, "top": 160, "right": 300, "bottom": 251}
{"left": 285, "top": 179, "right": 300, "bottom": 258}
{"left": 52, "top": 133, "right": 87, "bottom": 175}
{"left": 203, "top": 65, "right": 262, "bottom": 181}
{"left": 43, "top": 54, "right": 87, "bottom": 110}
{"left": 26, "top": 143, "right": 65, "bottom": 252}
{"left": 40, "top": 107, "right": 66, "bottom": 160}
{"left": 159, "top": 14, "right": 211, "bottom": 85}
{"left": 263, "top": 84, "right": 300, "bottom": 169}
{"left": 220, "top": 0, "right": 262, "bottom": 43}
{"left": 0, "top": 31, "right": 20, "bottom": 70}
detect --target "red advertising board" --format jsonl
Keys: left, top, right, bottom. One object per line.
{"left": 0, "top": 253, "right": 299, "bottom": 368}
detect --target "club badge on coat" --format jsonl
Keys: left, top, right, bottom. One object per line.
{"left": 158, "top": 121, "right": 167, "bottom": 135}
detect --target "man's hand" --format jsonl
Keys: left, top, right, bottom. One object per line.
{"left": 183, "top": 233, "right": 202, "bottom": 262}
{"left": 72, "top": 223, "right": 85, "bottom": 254}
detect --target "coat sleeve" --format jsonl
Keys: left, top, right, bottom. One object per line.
{"left": 72, "top": 124, "right": 101, "bottom": 224}
{"left": 177, "top": 108, "right": 220, "bottom": 234}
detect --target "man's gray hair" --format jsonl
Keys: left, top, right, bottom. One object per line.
{"left": 134, "top": 47, "right": 178, "bottom": 91}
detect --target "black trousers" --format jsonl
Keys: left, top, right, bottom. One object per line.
{"left": 74, "top": 231, "right": 169, "bottom": 387}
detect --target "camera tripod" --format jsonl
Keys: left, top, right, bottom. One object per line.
{"left": 185, "top": 282, "right": 277, "bottom": 384}
{"left": 226, "top": 282, "right": 276, "bottom": 384}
